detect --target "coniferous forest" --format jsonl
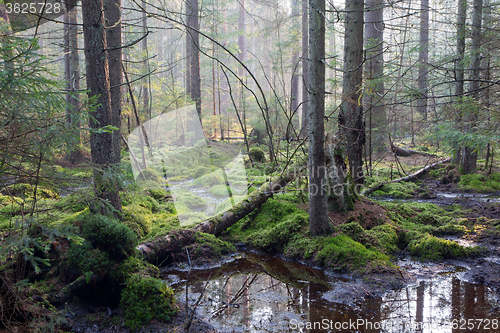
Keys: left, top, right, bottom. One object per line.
{"left": 1, "top": 0, "right": 500, "bottom": 331}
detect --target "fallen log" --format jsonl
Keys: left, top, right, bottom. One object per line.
{"left": 362, "top": 157, "right": 451, "bottom": 196}
{"left": 137, "top": 168, "right": 301, "bottom": 264}
{"left": 389, "top": 134, "right": 437, "bottom": 157}
{"left": 390, "top": 141, "right": 437, "bottom": 157}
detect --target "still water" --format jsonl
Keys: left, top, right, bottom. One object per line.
{"left": 162, "top": 252, "right": 499, "bottom": 332}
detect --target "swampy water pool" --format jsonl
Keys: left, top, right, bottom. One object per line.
{"left": 162, "top": 252, "right": 499, "bottom": 333}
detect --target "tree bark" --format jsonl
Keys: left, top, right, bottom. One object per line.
{"left": 137, "top": 171, "right": 299, "bottom": 264}
{"left": 461, "top": 0, "right": 482, "bottom": 174}
{"left": 82, "top": 0, "right": 122, "bottom": 218}
{"left": 339, "top": 0, "right": 365, "bottom": 184}
{"left": 104, "top": 0, "right": 122, "bottom": 165}
{"left": 451, "top": 0, "right": 466, "bottom": 165}
{"left": 364, "top": 0, "right": 386, "bottom": 151}
{"left": 308, "top": 0, "right": 332, "bottom": 236}
{"left": 288, "top": 0, "right": 300, "bottom": 141}
{"left": 417, "top": 0, "right": 429, "bottom": 120}
{"left": 186, "top": 0, "right": 201, "bottom": 123}
{"left": 299, "top": 0, "right": 309, "bottom": 139}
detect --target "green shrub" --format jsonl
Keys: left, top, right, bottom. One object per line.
{"left": 120, "top": 274, "right": 178, "bottom": 331}
{"left": 81, "top": 215, "right": 138, "bottom": 260}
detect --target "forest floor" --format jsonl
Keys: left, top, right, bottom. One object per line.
{"left": 3, "top": 144, "right": 500, "bottom": 332}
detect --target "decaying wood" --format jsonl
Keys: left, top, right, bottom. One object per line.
{"left": 362, "top": 157, "right": 451, "bottom": 196}
{"left": 390, "top": 139, "right": 437, "bottom": 157}
{"left": 137, "top": 168, "right": 301, "bottom": 264}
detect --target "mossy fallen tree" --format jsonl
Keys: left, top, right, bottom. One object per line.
{"left": 363, "top": 157, "right": 451, "bottom": 196}
{"left": 390, "top": 139, "right": 437, "bottom": 157}
{"left": 137, "top": 169, "right": 300, "bottom": 264}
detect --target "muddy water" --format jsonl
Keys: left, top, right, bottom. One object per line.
{"left": 162, "top": 252, "right": 499, "bottom": 333}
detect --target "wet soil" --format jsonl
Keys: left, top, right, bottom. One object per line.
{"left": 161, "top": 252, "right": 500, "bottom": 333}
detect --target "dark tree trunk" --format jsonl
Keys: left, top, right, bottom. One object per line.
{"left": 186, "top": 0, "right": 201, "bottom": 123}
{"left": 308, "top": 0, "right": 332, "bottom": 236}
{"left": 364, "top": 0, "right": 386, "bottom": 152}
{"left": 288, "top": 0, "right": 300, "bottom": 141}
{"left": 461, "top": 0, "right": 482, "bottom": 174}
{"left": 82, "top": 0, "right": 122, "bottom": 218}
{"left": 451, "top": 0, "right": 466, "bottom": 165}
{"left": 299, "top": 0, "right": 309, "bottom": 138}
{"left": 339, "top": 0, "right": 365, "bottom": 184}
{"left": 417, "top": 0, "right": 429, "bottom": 120}
{"left": 104, "top": 0, "right": 122, "bottom": 165}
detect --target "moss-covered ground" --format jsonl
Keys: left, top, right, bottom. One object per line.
{"left": 2, "top": 142, "right": 500, "bottom": 332}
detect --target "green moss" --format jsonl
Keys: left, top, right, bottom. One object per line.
{"left": 366, "top": 224, "right": 399, "bottom": 254}
{"left": 120, "top": 274, "right": 178, "bottom": 331}
{"left": 110, "top": 257, "right": 160, "bottom": 283}
{"left": 249, "top": 214, "right": 308, "bottom": 252}
{"left": 284, "top": 237, "right": 321, "bottom": 260}
{"left": 144, "top": 188, "right": 170, "bottom": 203}
{"left": 192, "top": 172, "right": 224, "bottom": 187}
{"left": 190, "top": 232, "right": 236, "bottom": 257}
{"left": 315, "top": 235, "right": 392, "bottom": 272}
{"left": 249, "top": 147, "right": 266, "bottom": 163}
{"left": 121, "top": 192, "right": 160, "bottom": 213}
{"left": 147, "top": 214, "right": 179, "bottom": 239}
{"left": 458, "top": 173, "right": 500, "bottom": 193}
{"left": 210, "top": 184, "right": 231, "bottom": 198}
{"left": 192, "top": 166, "right": 211, "bottom": 178}
{"left": 174, "top": 192, "right": 206, "bottom": 210}
{"left": 123, "top": 206, "right": 151, "bottom": 238}
{"left": 369, "top": 182, "right": 419, "bottom": 199}
{"left": 2, "top": 183, "right": 59, "bottom": 199}
{"left": 81, "top": 214, "right": 138, "bottom": 260}
{"left": 407, "top": 233, "right": 478, "bottom": 260}
{"left": 68, "top": 242, "right": 110, "bottom": 275}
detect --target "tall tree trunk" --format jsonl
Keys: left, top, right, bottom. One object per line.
{"left": 105, "top": 0, "right": 122, "bottom": 165}
{"left": 82, "top": 0, "right": 122, "bottom": 218}
{"left": 364, "top": 0, "right": 386, "bottom": 153}
{"left": 141, "top": 0, "right": 150, "bottom": 124}
{"left": 289, "top": 0, "right": 300, "bottom": 141}
{"left": 300, "top": 0, "right": 309, "bottom": 138}
{"left": 461, "top": 0, "right": 482, "bottom": 174}
{"left": 237, "top": 0, "right": 246, "bottom": 139}
{"left": 451, "top": 0, "right": 466, "bottom": 165}
{"left": 417, "top": 0, "right": 429, "bottom": 120}
{"left": 308, "top": 0, "right": 332, "bottom": 236}
{"left": 186, "top": 0, "right": 201, "bottom": 123}
{"left": 339, "top": 0, "right": 365, "bottom": 184}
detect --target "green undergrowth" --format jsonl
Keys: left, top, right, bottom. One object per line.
{"left": 226, "top": 198, "right": 394, "bottom": 273}
{"left": 120, "top": 190, "right": 179, "bottom": 239}
{"left": 370, "top": 181, "right": 420, "bottom": 199}
{"left": 381, "top": 201, "right": 481, "bottom": 259}
{"left": 458, "top": 172, "right": 500, "bottom": 193}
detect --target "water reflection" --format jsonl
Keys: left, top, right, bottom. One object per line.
{"left": 162, "top": 253, "right": 498, "bottom": 332}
